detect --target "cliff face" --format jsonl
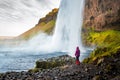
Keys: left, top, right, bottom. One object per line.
{"left": 84, "top": 0, "right": 120, "bottom": 31}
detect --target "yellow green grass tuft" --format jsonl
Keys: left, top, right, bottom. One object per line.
{"left": 83, "top": 30, "right": 120, "bottom": 63}
{"left": 19, "top": 20, "right": 55, "bottom": 40}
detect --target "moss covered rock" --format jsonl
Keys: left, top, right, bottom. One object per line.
{"left": 83, "top": 30, "right": 120, "bottom": 64}
{"left": 29, "top": 55, "right": 75, "bottom": 73}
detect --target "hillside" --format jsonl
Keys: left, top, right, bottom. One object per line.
{"left": 0, "top": 36, "right": 15, "bottom": 40}
{"left": 17, "top": 8, "right": 58, "bottom": 40}
{"left": 0, "top": 36, "right": 20, "bottom": 46}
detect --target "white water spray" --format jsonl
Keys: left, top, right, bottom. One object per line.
{"left": 52, "top": 0, "right": 85, "bottom": 56}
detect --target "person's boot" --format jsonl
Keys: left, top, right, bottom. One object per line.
{"left": 76, "top": 60, "right": 80, "bottom": 65}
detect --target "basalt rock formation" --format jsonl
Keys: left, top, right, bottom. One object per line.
{"left": 84, "top": 0, "right": 120, "bottom": 31}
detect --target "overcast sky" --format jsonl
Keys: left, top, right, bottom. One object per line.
{"left": 0, "top": 0, "right": 60, "bottom": 36}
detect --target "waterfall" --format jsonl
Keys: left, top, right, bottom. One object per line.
{"left": 52, "top": 0, "right": 85, "bottom": 56}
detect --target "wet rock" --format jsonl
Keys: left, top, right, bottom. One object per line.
{"left": 85, "top": 68, "right": 89, "bottom": 72}
{"left": 114, "top": 59, "right": 119, "bottom": 62}
{"left": 92, "top": 75, "right": 100, "bottom": 80}
{"left": 111, "top": 76, "right": 120, "bottom": 80}
{"left": 81, "top": 74, "right": 85, "bottom": 78}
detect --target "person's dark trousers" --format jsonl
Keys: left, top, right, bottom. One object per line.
{"left": 75, "top": 56, "right": 80, "bottom": 65}
{"left": 76, "top": 56, "right": 79, "bottom": 60}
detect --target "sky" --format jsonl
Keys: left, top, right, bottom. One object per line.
{"left": 0, "top": 0, "right": 60, "bottom": 36}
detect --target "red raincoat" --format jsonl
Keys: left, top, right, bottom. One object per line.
{"left": 75, "top": 47, "right": 80, "bottom": 65}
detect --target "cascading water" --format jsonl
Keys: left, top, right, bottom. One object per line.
{"left": 52, "top": 0, "right": 85, "bottom": 56}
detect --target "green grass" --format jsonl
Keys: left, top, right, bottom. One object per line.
{"left": 19, "top": 20, "right": 55, "bottom": 40}
{"left": 83, "top": 30, "right": 120, "bottom": 63}
{"left": 40, "top": 20, "right": 55, "bottom": 34}
{"left": 87, "top": 30, "right": 120, "bottom": 47}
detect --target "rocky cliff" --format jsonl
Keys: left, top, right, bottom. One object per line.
{"left": 82, "top": 0, "right": 120, "bottom": 69}
{"left": 38, "top": 8, "right": 58, "bottom": 24}
{"left": 84, "top": 0, "right": 120, "bottom": 31}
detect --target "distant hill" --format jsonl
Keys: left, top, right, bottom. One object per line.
{"left": 0, "top": 36, "right": 14, "bottom": 40}
{"left": 0, "top": 36, "right": 21, "bottom": 46}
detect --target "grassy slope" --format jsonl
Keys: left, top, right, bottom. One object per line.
{"left": 83, "top": 30, "right": 120, "bottom": 63}
{"left": 18, "top": 20, "right": 55, "bottom": 40}
{"left": 40, "top": 20, "right": 55, "bottom": 34}
{"left": 18, "top": 8, "right": 58, "bottom": 40}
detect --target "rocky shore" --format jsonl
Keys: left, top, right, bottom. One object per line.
{"left": 0, "top": 54, "right": 120, "bottom": 80}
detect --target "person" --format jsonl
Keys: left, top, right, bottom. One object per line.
{"left": 75, "top": 46, "right": 80, "bottom": 65}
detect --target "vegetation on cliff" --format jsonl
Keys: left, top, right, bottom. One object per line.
{"left": 83, "top": 30, "right": 120, "bottom": 63}
{"left": 82, "top": 30, "right": 120, "bottom": 80}
{"left": 82, "top": 1, "right": 120, "bottom": 74}
{"left": 18, "top": 8, "right": 58, "bottom": 40}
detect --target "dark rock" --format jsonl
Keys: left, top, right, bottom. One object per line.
{"left": 85, "top": 68, "right": 89, "bottom": 72}
{"left": 92, "top": 75, "right": 100, "bottom": 80}
{"left": 81, "top": 74, "right": 85, "bottom": 78}
{"left": 0, "top": 53, "right": 120, "bottom": 80}
{"left": 84, "top": 0, "right": 120, "bottom": 31}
